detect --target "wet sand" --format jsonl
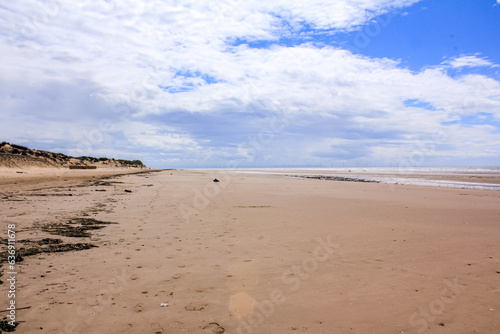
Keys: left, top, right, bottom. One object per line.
{"left": 237, "top": 168, "right": 500, "bottom": 186}
{"left": 1, "top": 169, "right": 499, "bottom": 333}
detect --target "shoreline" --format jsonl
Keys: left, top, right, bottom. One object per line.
{"left": 226, "top": 167, "right": 500, "bottom": 190}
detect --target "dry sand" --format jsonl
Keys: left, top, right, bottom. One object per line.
{"left": 1, "top": 168, "right": 499, "bottom": 333}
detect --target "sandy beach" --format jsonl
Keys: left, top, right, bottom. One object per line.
{"left": 1, "top": 168, "right": 500, "bottom": 333}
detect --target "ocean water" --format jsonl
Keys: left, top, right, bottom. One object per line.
{"left": 234, "top": 166, "right": 500, "bottom": 190}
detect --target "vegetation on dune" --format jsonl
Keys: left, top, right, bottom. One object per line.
{"left": 75, "top": 156, "right": 144, "bottom": 166}
{"left": 0, "top": 141, "right": 146, "bottom": 168}
{"left": 117, "top": 159, "right": 144, "bottom": 166}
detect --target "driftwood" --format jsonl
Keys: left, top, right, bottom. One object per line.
{"left": 0, "top": 306, "right": 31, "bottom": 313}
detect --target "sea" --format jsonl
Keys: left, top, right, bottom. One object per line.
{"left": 232, "top": 166, "right": 500, "bottom": 190}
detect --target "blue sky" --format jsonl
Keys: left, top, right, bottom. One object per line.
{"left": 1, "top": 0, "right": 500, "bottom": 168}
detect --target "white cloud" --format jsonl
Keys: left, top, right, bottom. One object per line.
{"left": 443, "top": 54, "right": 496, "bottom": 68}
{"left": 129, "top": 127, "right": 202, "bottom": 152}
{"left": 1, "top": 0, "right": 500, "bottom": 167}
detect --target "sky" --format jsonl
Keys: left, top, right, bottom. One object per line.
{"left": 1, "top": 0, "right": 500, "bottom": 168}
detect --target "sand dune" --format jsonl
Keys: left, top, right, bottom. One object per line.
{"left": 0, "top": 142, "right": 146, "bottom": 170}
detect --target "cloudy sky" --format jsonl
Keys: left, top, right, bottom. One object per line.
{"left": 1, "top": 0, "right": 500, "bottom": 168}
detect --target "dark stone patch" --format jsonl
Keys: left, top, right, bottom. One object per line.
{"left": 293, "top": 175, "right": 379, "bottom": 183}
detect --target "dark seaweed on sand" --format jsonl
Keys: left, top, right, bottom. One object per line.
{"left": 0, "top": 218, "right": 117, "bottom": 265}
{"left": 18, "top": 243, "right": 97, "bottom": 259}
{"left": 41, "top": 222, "right": 100, "bottom": 237}
{"left": 0, "top": 318, "right": 19, "bottom": 332}
{"left": 41, "top": 218, "right": 116, "bottom": 238}
{"left": 0, "top": 237, "right": 97, "bottom": 264}
{"left": 68, "top": 217, "right": 116, "bottom": 226}
{"left": 294, "top": 175, "right": 379, "bottom": 183}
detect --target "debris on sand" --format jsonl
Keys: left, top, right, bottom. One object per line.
{"left": 15, "top": 243, "right": 97, "bottom": 261}
{"left": 68, "top": 218, "right": 116, "bottom": 226}
{"left": 20, "top": 238, "right": 63, "bottom": 245}
{"left": 0, "top": 218, "right": 117, "bottom": 264}
{"left": 0, "top": 316, "right": 19, "bottom": 332}
{"left": 41, "top": 223, "right": 100, "bottom": 238}
{"left": 40, "top": 218, "right": 117, "bottom": 238}
{"left": 292, "top": 175, "right": 379, "bottom": 183}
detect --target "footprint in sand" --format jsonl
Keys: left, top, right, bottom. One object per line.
{"left": 185, "top": 303, "right": 208, "bottom": 311}
{"left": 167, "top": 321, "right": 185, "bottom": 331}
{"left": 202, "top": 322, "right": 225, "bottom": 333}
{"left": 134, "top": 303, "right": 143, "bottom": 312}
{"left": 151, "top": 323, "right": 164, "bottom": 333}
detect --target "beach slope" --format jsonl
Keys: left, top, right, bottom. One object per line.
{"left": 1, "top": 169, "right": 499, "bottom": 333}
